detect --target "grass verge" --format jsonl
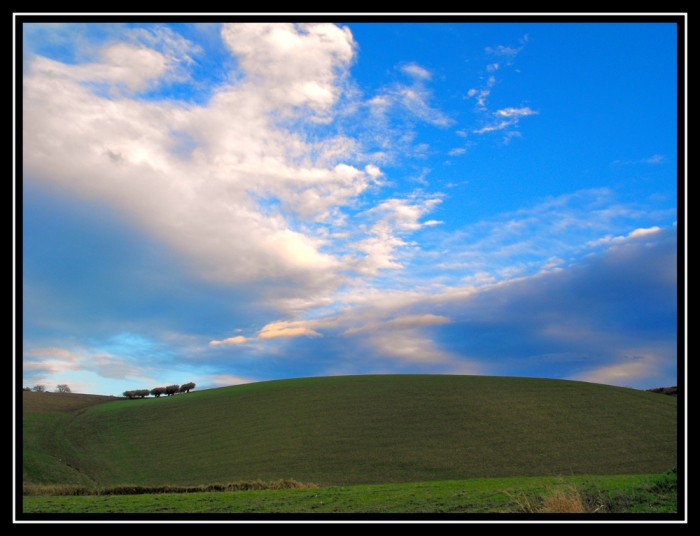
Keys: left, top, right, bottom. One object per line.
{"left": 501, "top": 469, "right": 677, "bottom": 514}
{"left": 21, "top": 473, "right": 677, "bottom": 514}
{"left": 23, "top": 479, "right": 318, "bottom": 496}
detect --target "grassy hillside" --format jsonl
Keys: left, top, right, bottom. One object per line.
{"left": 22, "top": 375, "right": 677, "bottom": 488}
{"left": 23, "top": 391, "right": 123, "bottom": 414}
{"left": 23, "top": 392, "right": 124, "bottom": 486}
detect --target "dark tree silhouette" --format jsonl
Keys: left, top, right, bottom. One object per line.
{"left": 55, "top": 384, "right": 71, "bottom": 393}
{"left": 150, "top": 387, "right": 166, "bottom": 398}
{"left": 32, "top": 385, "right": 46, "bottom": 392}
{"left": 179, "top": 382, "right": 196, "bottom": 393}
{"left": 125, "top": 389, "right": 151, "bottom": 399}
{"left": 165, "top": 384, "right": 180, "bottom": 396}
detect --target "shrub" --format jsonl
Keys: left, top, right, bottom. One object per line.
{"left": 504, "top": 484, "right": 609, "bottom": 513}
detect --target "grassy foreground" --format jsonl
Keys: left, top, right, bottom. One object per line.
{"left": 22, "top": 472, "right": 677, "bottom": 514}
{"left": 23, "top": 375, "right": 677, "bottom": 488}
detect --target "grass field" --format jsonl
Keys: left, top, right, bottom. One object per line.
{"left": 22, "top": 375, "right": 677, "bottom": 492}
{"left": 21, "top": 472, "right": 678, "bottom": 514}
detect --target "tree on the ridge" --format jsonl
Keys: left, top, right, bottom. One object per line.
{"left": 55, "top": 384, "right": 71, "bottom": 393}
{"left": 32, "top": 385, "right": 46, "bottom": 392}
{"left": 150, "top": 387, "right": 166, "bottom": 398}
{"left": 179, "top": 382, "right": 196, "bottom": 393}
{"left": 165, "top": 384, "right": 180, "bottom": 396}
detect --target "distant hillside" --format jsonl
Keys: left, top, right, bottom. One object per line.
{"left": 646, "top": 386, "right": 678, "bottom": 397}
{"left": 22, "top": 375, "right": 677, "bottom": 488}
{"left": 22, "top": 391, "right": 123, "bottom": 416}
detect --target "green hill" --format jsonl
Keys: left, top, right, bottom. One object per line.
{"left": 22, "top": 375, "right": 677, "bottom": 488}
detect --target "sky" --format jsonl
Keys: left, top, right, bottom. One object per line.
{"left": 19, "top": 19, "right": 682, "bottom": 396}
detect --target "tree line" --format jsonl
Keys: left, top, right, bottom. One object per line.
{"left": 123, "top": 382, "right": 195, "bottom": 399}
{"left": 22, "top": 382, "right": 196, "bottom": 398}
{"left": 23, "top": 384, "right": 71, "bottom": 393}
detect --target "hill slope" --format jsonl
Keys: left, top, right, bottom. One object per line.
{"left": 22, "top": 375, "right": 677, "bottom": 487}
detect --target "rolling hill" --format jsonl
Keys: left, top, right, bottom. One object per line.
{"left": 21, "top": 375, "right": 677, "bottom": 488}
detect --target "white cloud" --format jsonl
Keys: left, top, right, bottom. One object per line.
{"left": 368, "top": 331, "right": 452, "bottom": 363}
{"left": 486, "top": 45, "right": 522, "bottom": 58}
{"left": 473, "top": 120, "right": 513, "bottom": 134}
{"left": 209, "top": 336, "right": 249, "bottom": 346}
{"left": 495, "top": 107, "right": 537, "bottom": 117}
{"left": 368, "top": 64, "right": 452, "bottom": 128}
{"left": 221, "top": 23, "right": 355, "bottom": 114}
{"left": 472, "top": 107, "right": 537, "bottom": 136}
{"left": 344, "top": 313, "right": 450, "bottom": 334}
{"left": 466, "top": 87, "right": 491, "bottom": 108}
{"left": 23, "top": 358, "right": 81, "bottom": 375}
{"left": 23, "top": 347, "right": 144, "bottom": 381}
{"left": 205, "top": 374, "right": 253, "bottom": 388}
{"left": 400, "top": 62, "right": 432, "bottom": 80}
{"left": 30, "top": 44, "right": 170, "bottom": 92}
{"left": 24, "top": 23, "right": 382, "bottom": 305}
{"left": 351, "top": 195, "right": 442, "bottom": 275}
{"left": 258, "top": 320, "right": 323, "bottom": 340}
{"left": 585, "top": 226, "right": 661, "bottom": 248}
{"left": 397, "top": 87, "right": 453, "bottom": 127}
{"left": 128, "top": 25, "right": 202, "bottom": 66}
{"left": 629, "top": 226, "right": 662, "bottom": 238}
{"left": 612, "top": 154, "right": 666, "bottom": 165}
{"left": 572, "top": 356, "right": 662, "bottom": 387}
{"left": 366, "top": 197, "right": 442, "bottom": 231}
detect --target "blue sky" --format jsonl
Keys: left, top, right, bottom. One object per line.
{"left": 20, "top": 20, "right": 681, "bottom": 395}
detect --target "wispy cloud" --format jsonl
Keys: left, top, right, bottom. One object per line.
{"left": 473, "top": 107, "right": 538, "bottom": 135}
{"left": 350, "top": 194, "right": 443, "bottom": 275}
{"left": 204, "top": 374, "right": 253, "bottom": 388}
{"left": 344, "top": 313, "right": 450, "bottom": 334}
{"left": 462, "top": 39, "right": 533, "bottom": 141}
{"left": 364, "top": 61, "right": 453, "bottom": 143}
{"left": 209, "top": 336, "right": 249, "bottom": 346}
{"left": 495, "top": 107, "right": 537, "bottom": 118}
{"left": 612, "top": 154, "right": 666, "bottom": 165}
{"left": 486, "top": 45, "right": 522, "bottom": 58}
{"left": 400, "top": 62, "right": 432, "bottom": 80}
{"left": 24, "top": 347, "right": 145, "bottom": 382}
{"left": 258, "top": 320, "right": 323, "bottom": 340}
{"left": 572, "top": 355, "right": 664, "bottom": 387}
{"left": 425, "top": 189, "right": 674, "bottom": 287}
{"left": 585, "top": 226, "right": 661, "bottom": 248}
